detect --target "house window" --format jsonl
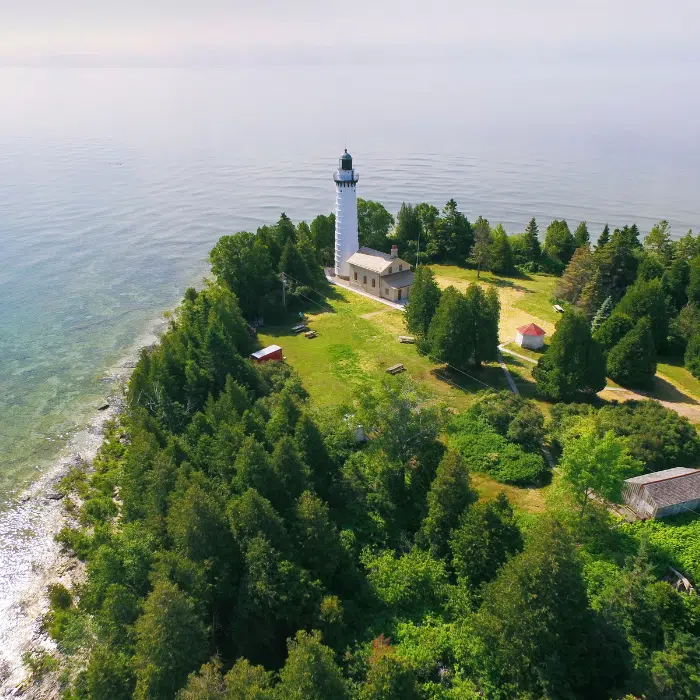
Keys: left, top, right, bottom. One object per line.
{"left": 363, "top": 276, "right": 367, "bottom": 284}
{"left": 372, "top": 278, "right": 376, "bottom": 287}
{"left": 399, "top": 264, "right": 403, "bottom": 271}
{"left": 354, "top": 272, "right": 357, "bottom": 281}
{"left": 388, "top": 266, "right": 393, "bottom": 274}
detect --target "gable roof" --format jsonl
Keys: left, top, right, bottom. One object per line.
{"left": 626, "top": 468, "right": 700, "bottom": 508}
{"left": 383, "top": 270, "right": 414, "bottom": 289}
{"left": 517, "top": 323, "right": 546, "bottom": 336}
{"left": 250, "top": 345, "right": 281, "bottom": 359}
{"left": 346, "top": 247, "right": 409, "bottom": 274}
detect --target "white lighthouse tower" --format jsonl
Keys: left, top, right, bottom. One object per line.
{"left": 334, "top": 149, "right": 359, "bottom": 278}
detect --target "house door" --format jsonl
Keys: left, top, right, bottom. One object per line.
{"left": 397, "top": 289, "right": 402, "bottom": 301}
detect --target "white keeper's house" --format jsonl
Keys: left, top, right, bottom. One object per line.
{"left": 332, "top": 148, "right": 413, "bottom": 303}
{"left": 347, "top": 245, "right": 413, "bottom": 303}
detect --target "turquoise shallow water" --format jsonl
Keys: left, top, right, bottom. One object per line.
{"left": 0, "top": 60, "right": 699, "bottom": 679}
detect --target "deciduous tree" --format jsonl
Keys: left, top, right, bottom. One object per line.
{"left": 544, "top": 219, "right": 576, "bottom": 265}
{"left": 558, "top": 428, "right": 641, "bottom": 520}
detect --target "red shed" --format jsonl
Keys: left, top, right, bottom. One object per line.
{"left": 250, "top": 344, "right": 283, "bottom": 363}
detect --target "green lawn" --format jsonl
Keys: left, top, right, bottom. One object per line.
{"left": 258, "top": 285, "right": 495, "bottom": 412}
{"left": 656, "top": 358, "right": 700, "bottom": 402}
{"left": 429, "top": 265, "right": 559, "bottom": 342}
{"left": 258, "top": 282, "right": 547, "bottom": 513}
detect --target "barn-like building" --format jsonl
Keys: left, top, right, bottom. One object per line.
{"left": 622, "top": 467, "right": 700, "bottom": 519}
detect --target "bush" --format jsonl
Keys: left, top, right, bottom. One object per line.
{"left": 465, "top": 390, "right": 545, "bottom": 452}
{"left": 448, "top": 418, "right": 548, "bottom": 485}
{"left": 48, "top": 583, "right": 72, "bottom": 611}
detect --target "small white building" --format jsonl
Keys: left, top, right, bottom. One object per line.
{"left": 622, "top": 467, "right": 700, "bottom": 519}
{"left": 516, "top": 323, "right": 546, "bottom": 350}
{"left": 346, "top": 245, "right": 414, "bottom": 303}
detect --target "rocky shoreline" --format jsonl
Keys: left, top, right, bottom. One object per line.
{"left": 0, "top": 320, "right": 167, "bottom": 699}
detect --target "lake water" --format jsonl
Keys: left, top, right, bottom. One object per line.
{"left": 0, "top": 59, "right": 699, "bottom": 680}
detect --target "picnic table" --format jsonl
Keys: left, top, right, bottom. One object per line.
{"left": 292, "top": 322, "right": 309, "bottom": 334}
{"left": 398, "top": 335, "right": 416, "bottom": 344}
{"left": 386, "top": 363, "right": 406, "bottom": 375}
{"left": 304, "top": 330, "right": 317, "bottom": 339}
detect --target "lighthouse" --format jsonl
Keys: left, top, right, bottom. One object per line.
{"left": 334, "top": 149, "right": 359, "bottom": 278}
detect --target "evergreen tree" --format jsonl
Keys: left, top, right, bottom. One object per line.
{"left": 437, "top": 199, "right": 473, "bottom": 261}
{"left": 418, "top": 451, "right": 477, "bottom": 558}
{"left": 275, "top": 630, "right": 349, "bottom": 700}
{"left": 292, "top": 491, "right": 343, "bottom": 585}
{"left": 593, "top": 312, "right": 634, "bottom": 356}
{"left": 687, "top": 256, "right": 700, "bottom": 306}
{"left": 133, "top": 581, "right": 208, "bottom": 700}
{"left": 468, "top": 520, "right": 623, "bottom": 699}
{"left": 596, "top": 223, "right": 610, "bottom": 248}
{"left": 573, "top": 220, "right": 590, "bottom": 247}
{"left": 607, "top": 317, "right": 657, "bottom": 388}
{"left": 405, "top": 265, "right": 442, "bottom": 338}
{"left": 684, "top": 332, "right": 700, "bottom": 379}
{"left": 637, "top": 253, "right": 665, "bottom": 281}
{"left": 522, "top": 217, "right": 541, "bottom": 263}
{"left": 470, "top": 216, "right": 493, "bottom": 278}
{"left": 310, "top": 213, "right": 336, "bottom": 266}
{"left": 275, "top": 213, "right": 297, "bottom": 249}
{"left": 427, "top": 286, "right": 472, "bottom": 369}
{"left": 449, "top": 492, "right": 523, "bottom": 590}
{"left": 533, "top": 310, "right": 606, "bottom": 400}
{"left": 590, "top": 296, "right": 613, "bottom": 332}
{"left": 489, "top": 223, "right": 514, "bottom": 275}
{"left": 615, "top": 278, "right": 669, "bottom": 349}
{"left": 555, "top": 245, "right": 596, "bottom": 304}
{"left": 280, "top": 240, "right": 313, "bottom": 289}
{"left": 271, "top": 436, "right": 311, "bottom": 509}
{"left": 662, "top": 257, "right": 690, "bottom": 312}
{"left": 395, "top": 202, "right": 422, "bottom": 244}
{"left": 544, "top": 219, "right": 576, "bottom": 265}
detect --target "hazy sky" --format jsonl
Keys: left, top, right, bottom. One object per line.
{"left": 2, "top": 0, "right": 699, "bottom": 60}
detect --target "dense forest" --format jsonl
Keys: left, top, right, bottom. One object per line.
{"left": 45, "top": 203, "right": 700, "bottom": 699}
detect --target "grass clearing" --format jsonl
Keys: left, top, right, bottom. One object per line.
{"left": 258, "top": 278, "right": 550, "bottom": 514}
{"left": 656, "top": 358, "right": 700, "bottom": 402}
{"left": 470, "top": 473, "right": 549, "bottom": 515}
{"left": 429, "top": 265, "right": 559, "bottom": 342}
{"left": 259, "top": 285, "right": 488, "bottom": 412}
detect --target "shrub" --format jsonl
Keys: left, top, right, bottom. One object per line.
{"left": 449, "top": 418, "right": 548, "bottom": 485}
{"left": 48, "top": 583, "right": 72, "bottom": 611}
{"left": 684, "top": 333, "right": 700, "bottom": 379}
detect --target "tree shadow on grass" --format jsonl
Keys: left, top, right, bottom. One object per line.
{"left": 650, "top": 375, "right": 699, "bottom": 405}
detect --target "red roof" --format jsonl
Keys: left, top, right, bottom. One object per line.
{"left": 517, "top": 323, "right": 546, "bottom": 337}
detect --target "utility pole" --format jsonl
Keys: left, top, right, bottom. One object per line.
{"left": 281, "top": 272, "right": 286, "bottom": 309}
{"left": 416, "top": 228, "right": 421, "bottom": 268}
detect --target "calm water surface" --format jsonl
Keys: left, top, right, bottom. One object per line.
{"left": 0, "top": 60, "right": 699, "bottom": 676}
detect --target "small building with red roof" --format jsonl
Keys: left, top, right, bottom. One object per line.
{"left": 516, "top": 323, "right": 546, "bottom": 350}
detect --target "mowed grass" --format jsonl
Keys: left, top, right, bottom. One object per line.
{"left": 258, "top": 280, "right": 548, "bottom": 513}
{"left": 258, "top": 285, "right": 499, "bottom": 412}
{"left": 429, "top": 265, "right": 559, "bottom": 343}
{"left": 656, "top": 358, "right": 700, "bottom": 402}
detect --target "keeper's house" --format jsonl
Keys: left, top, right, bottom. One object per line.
{"left": 622, "top": 467, "right": 700, "bottom": 519}
{"left": 347, "top": 245, "right": 414, "bottom": 303}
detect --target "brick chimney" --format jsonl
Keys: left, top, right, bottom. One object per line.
{"left": 390, "top": 245, "right": 398, "bottom": 259}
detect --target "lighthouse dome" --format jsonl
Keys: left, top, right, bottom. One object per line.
{"left": 340, "top": 149, "right": 353, "bottom": 170}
